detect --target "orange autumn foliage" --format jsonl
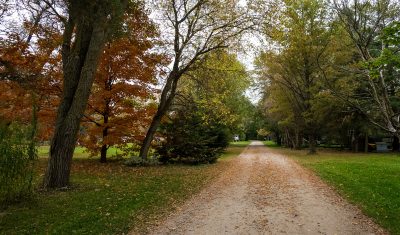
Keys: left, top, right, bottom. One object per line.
{"left": 79, "top": 5, "right": 167, "bottom": 159}
{"left": 1, "top": 2, "right": 166, "bottom": 155}
{"left": 0, "top": 18, "right": 62, "bottom": 141}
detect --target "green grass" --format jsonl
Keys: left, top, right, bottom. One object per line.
{"left": 263, "top": 140, "right": 280, "bottom": 148}
{"left": 229, "top": 141, "right": 251, "bottom": 147}
{"left": 220, "top": 145, "right": 247, "bottom": 160}
{"left": 281, "top": 149, "right": 400, "bottom": 234}
{"left": 0, "top": 146, "right": 246, "bottom": 234}
{"left": 38, "top": 146, "right": 89, "bottom": 158}
{"left": 37, "top": 145, "right": 128, "bottom": 159}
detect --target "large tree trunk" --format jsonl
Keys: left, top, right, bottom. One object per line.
{"left": 285, "top": 129, "right": 293, "bottom": 148}
{"left": 294, "top": 129, "right": 302, "bottom": 150}
{"left": 138, "top": 110, "right": 163, "bottom": 160}
{"left": 308, "top": 134, "right": 317, "bottom": 155}
{"left": 353, "top": 133, "right": 359, "bottom": 152}
{"left": 44, "top": 120, "right": 81, "bottom": 188}
{"left": 276, "top": 132, "right": 282, "bottom": 146}
{"left": 43, "top": 12, "right": 108, "bottom": 189}
{"left": 138, "top": 73, "right": 179, "bottom": 160}
{"left": 100, "top": 119, "right": 109, "bottom": 163}
{"left": 100, "top": 144, "right": 108, "bottom": 163}
{"left": 100, "top": 81, "right": 111, "bottom": 163}
{"left": 392, "top": 135, "right": 399, "bottom": 152}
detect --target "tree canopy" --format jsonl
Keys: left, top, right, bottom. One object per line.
{"left": 1, "top": 0, "right": 400, "bottom": 190}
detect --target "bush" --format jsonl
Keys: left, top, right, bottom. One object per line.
{"left": 0, "top": 123, "right": 37, "bottom": 207}
{"left": 156, "top": 108, "right": 230, "bottom": 165}
{"left": 124, "top": 155, "right": 160, "bottom": 166}
{"left": 121, "top": 143, "right": 161, "bottom": 166}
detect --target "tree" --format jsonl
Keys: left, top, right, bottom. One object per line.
{"left": 157, "top": 99, "right": 231, "bottom": 164}
{"left": 81, "top": 4, "right": 164, "bottom": 163}
{"left": 258, "top": 0, "right": 334, "bottom": 153}
{"left": 43, "top": 0, "right": 130, "bottom": 189}
{"left": 0, "top": 0, "right": 10, "bottom": 18}
{"left": 333, "top": 0, "right": 400, "bottom": 138}
{"left": 0, "top": 0, "right": 62, "bottom": 141}
{"left": 157, "top": 50, "right": 250, "bottom": 164}
{"left": 176, "top": 51, "right": 250, "bottom": 131}
{"left": 134, "top": 0, "right": 251, "bottom": 161}
{"left": 0, "top": 3, "right": 53, "bottom": 199}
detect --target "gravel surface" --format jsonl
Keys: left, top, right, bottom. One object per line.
{"left": 149, "top": 141, "right": 386, "bottom": 235}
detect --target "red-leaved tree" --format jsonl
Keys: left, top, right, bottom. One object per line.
{"left": 0, "top": 5, "right": 62, "bottom": 141}
{"left": 80, "top": 5, "right": 166, "bottom": 163}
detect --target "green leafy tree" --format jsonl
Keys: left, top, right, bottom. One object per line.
{"left": 178, "top": 51, "right": 250, "bottom": 131}
{"left": 156, "top": 50, "right": 251, "bottom": 164}
{"left": 136, "top": 0, "right": 252, "bottom": 161}
{"left": 333, "top": 0, "right": 400, "bottom": 139}
{"left": 258, "top": 0, "right": 334, "bottom": 153}
{"left": 157, "top": 99, "right": 230, "bottom": 164}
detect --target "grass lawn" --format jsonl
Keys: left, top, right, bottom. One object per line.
{"left": 230, "top": 141, "right": 251, "bottom": 147}
{"left": 37, "top": 145, "right": 124, "bottom": 159}
{"left": 263, "top": 140, "right": 280, "bottom": 148}
{"left": 274, "top": 147, "right": 400, "bottom": 234}
{"left": 0, "top": 145, "right": 246, "bottom": 234}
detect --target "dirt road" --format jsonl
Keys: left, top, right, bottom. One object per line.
{"left": 150, "top": 141, "right": 385, "bottom": 235}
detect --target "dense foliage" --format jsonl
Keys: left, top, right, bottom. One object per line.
{"left": 1, "top": 0, "right": 400, "bottom": 233}
{"left": 157, "top": 101, "right": 230, "bottom": 164}
{"left": 155, "top": 51, "right": 249, "bottom": 164}
{"left": 256, "top": 0, "right": 400, "bottom": 152}
{"left": 80, "top": 3, "right": 165, "bottom": 163}
{"left": 0, "top": 123, "right": 36, "bottom": 207}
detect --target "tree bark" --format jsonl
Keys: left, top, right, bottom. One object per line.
{"left": 392, "top": 135, "right": 399, "bottom": 152}
{"left": 308, "top": 134, "right": 317, "bottom": 154}
{"left": 138, "top": 110, "right": 163, "bottom": 160}
{"left": 355, "top": 139, "right": 359, "bottom": 152}
{"left": 43, "top": 10, "right": 108, "bottom": 189}
{"left": 138, "top": 73, "right": 179, "bottom": 160}
{"left": 100, "top": 74, "right": 111, "bottom": 163}
{"left": 276, "top": 132, "right": 282, "bottom": 146}
{"left": 294, "top": 129, "right": 302, "bottom": 150}
{"left": 100, "top": 144, "right": 108, "bottom": 163}
{"left": 100, "top": 117, "right": 109, "bottom": 163}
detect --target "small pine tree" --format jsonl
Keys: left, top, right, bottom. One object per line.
{"left": 156, "top": 104, "right": 230, "bottom": 165}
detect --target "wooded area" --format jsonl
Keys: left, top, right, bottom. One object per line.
{"left": 1, "top": 0, "right": 400, "bottom": 232}
{"left": 257, "top": 0, "right": 400, "bottom": 154}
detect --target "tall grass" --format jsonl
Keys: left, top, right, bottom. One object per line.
{"left": 0, "top": 123, "right": 37, "bottom": 208}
